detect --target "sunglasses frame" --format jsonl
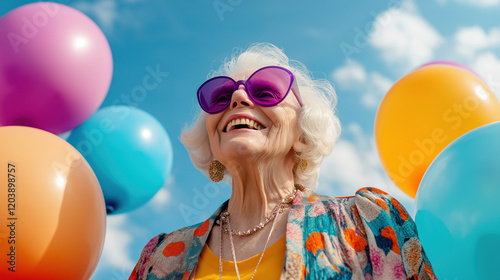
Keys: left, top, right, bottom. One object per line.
{"left": 197, "top": 66, "right": 303, "bottom": 114}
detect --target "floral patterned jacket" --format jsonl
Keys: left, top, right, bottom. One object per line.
{"left": 129, "top": 186, "right": 436, "bottom": 280}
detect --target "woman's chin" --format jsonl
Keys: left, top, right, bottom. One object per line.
{"left": 218, "top": 139, "right": 265, "bottom": 159}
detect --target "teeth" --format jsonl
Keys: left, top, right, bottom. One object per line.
{"left": 226, "top": 118, "right": 265, "bottom": 132}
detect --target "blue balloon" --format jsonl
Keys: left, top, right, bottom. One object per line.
{"left": 67, "top": 106, "right": 173, "bottom": 214}
{"left": 415, "top": 121, "right": 500, "bottom": 280}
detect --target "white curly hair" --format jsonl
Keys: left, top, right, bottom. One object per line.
{"left": 181, "top": 43, "right": 341, "bottom": 187}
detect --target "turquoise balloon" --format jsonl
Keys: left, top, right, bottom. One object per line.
{"left": 67, "top": 106, "right": 173, "bottom": 214}
{"left": 415, "top": 121, "right": 500, "bottom": 280}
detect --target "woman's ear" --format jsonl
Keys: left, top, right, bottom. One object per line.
{"left": 292, "top": 135, "right": 307, "bottom": 153}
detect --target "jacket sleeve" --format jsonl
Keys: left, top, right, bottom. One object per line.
{"left": 129, "top": 233, "right": 167, "bottom": 280}
{"left": 354, "top": 187, "right": 437, "bottom": 280}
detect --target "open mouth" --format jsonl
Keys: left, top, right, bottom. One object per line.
{"left": 224, "top": 118, "right": 266, "bottom": 132}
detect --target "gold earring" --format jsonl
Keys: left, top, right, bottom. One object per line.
{"left": 299, "top": 158, "right": 308, "bottom": 172}
{"left": 209, "top": 160, "right": 224, "bottom": 182}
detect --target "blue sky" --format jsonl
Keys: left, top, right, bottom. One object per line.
{"left": 2, "top": 0, "right": 500, "bottom": 279}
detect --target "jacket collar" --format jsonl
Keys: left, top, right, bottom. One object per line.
{"left": 184, "top": 185, "right": 313, "bottom": 279}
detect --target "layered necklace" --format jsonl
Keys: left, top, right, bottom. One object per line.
{"left": 216, "top": 189, "right": 296, "bottom": 280}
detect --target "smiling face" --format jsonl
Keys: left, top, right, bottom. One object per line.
{"left": 205, "top": 69, "right": 304, "bottom": 167}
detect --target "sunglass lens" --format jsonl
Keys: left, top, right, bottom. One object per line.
{"left": 198, "top": 78, "right": 234, "bottom": 113}
{"left": 247, "top": 68, "right": 292, "bottom": 106}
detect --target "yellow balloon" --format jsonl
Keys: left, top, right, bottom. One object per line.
{"left": 375, "top": 64, "right": 500, "bottom": 198}
{"left": 0, "top": 126, "right": 106, "bottom": 280}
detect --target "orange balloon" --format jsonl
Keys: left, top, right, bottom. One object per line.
{"left": 0, "top": 126, "right": 106, "bottom": 280}
{"left": 375, "top": 64, "right": 500, "bottom": 198}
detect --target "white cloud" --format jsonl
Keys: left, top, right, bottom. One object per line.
{"left": 331, "top": 60, "right": 393, "bottom": 108}
{"left": 332, "top": 59, "right": 367, "bottom": 85}
{"left": 318, "top": 123, "right": 415, "bottom": 213}
{"left": 454, "top": 26, "right": 500, "bottom": 57}
{"left": 363, "top": 72, "right": 393, "bottom": 108}
{"left": 147, "top": 187, "right": 171, "bottom": 211}
{"left": 73, "top": 0, "right": 118, "bottom": 32}
{"left": 370, "top": 9, "right": 443, "bottom": 70}
{"left": 318, "top": 123, "right": 388, "bottom": 194}
{"left": 152, "top": 187, "right": 171, "bottom": 204}
{"left": 100, "top": 215, "right": 135, "bottom": 271}
{"left": 143, "top": 175, "right": 174, "bottom": 212}
{"left": 449, "top": 25, "right": 500, "bottom": 98}
{"left": 472, "top": 52, "right": 500, "bottom": 95}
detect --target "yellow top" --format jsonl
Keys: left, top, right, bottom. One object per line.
{"left": 195, "top": 235, "right": 286, "bottom": 279}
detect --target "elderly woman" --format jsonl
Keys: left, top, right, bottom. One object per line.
{"left": 129, "top": 43, "right": 436, "bottom": 280}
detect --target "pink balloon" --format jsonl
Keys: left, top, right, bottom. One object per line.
{"left": 0, "top": 2, "right": 112, "bottom": 134}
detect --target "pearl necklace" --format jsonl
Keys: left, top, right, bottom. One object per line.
{"left": 216, "top": 189, "right": 296, "bottom": 236}
{"left": 217, "top": 189, "right": 297, "bottom": 280}
{"left": 219, "top": 201, "right": 282, "bottom": 280}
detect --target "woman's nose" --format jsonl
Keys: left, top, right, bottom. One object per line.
{"left": 229, "top": 84, "right": 255, "bottom": 110}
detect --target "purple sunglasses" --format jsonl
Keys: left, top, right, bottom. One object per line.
{"left": 197, "top": 66, "right": 303, "bottom": 114}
